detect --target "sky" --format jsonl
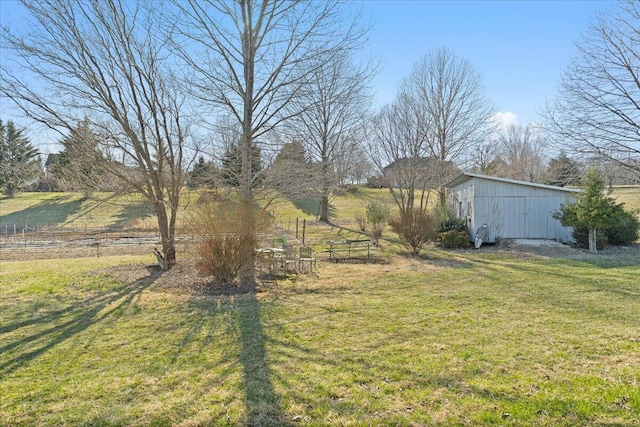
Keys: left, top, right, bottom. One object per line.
{"left": 360, "top": 0, "right": 612, "bottom": 126}
{"left": 0, "top": 0, "right": 612, "bottom": 152}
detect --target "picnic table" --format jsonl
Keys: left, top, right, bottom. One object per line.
{"left": 326, "top": 239, "right": 376, "bottom": 261}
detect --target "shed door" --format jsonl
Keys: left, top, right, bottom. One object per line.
{"left": 501, "top": 197, "right": 527, "bottom": 239}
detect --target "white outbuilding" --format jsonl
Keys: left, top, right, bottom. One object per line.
{"left": 445, "top": 172, "right": 580, "bottom": 243}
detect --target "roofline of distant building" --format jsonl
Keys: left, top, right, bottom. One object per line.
{"left": 446, "top": 171, "right": 582, "bottom": 193}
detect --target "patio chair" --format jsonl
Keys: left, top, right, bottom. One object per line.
{"left": 273, "top": 237, "right": 287, "bottom": 249}
{"left": 256, "top": 249, "right": 276, "bottom": 274}
{"left": 283, "top": 245, "right": 297, "bottom": 273}
{"left": 298, "top": 246, "right": 316, "bottom": 273}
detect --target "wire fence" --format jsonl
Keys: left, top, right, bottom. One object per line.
{"left": 0, "top": 222, "right": 160, "bottom": 249}
{"left": 0, "top": 214, "right": 309, "bottom": 249}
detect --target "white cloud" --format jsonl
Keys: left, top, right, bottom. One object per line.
{"left": 490, "top": 112, "right": 519, "bottom": 132}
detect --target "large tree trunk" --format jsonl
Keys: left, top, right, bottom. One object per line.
{"left": 319, "top": 155, "right": 330, "bottom": 222}
{"left": 438, "top": 186, "right": 446, "bottom": 206}
{"left": 238, "top": 18, "right": 257, "bottom": 282}
{"left": 588, "top": 228, "right": 598, "bottom": 253}
{"left": 320, "top": 194, "right": 330, "bottom": 223}
{"left": 5, "top": 184, "right": 15, "bottom": 198}
{"left": 156, "top": 202, "right": 177, "bottom": 270}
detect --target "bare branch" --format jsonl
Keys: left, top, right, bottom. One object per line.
{"left": 544, "top": 0, "right": 640, "bottom": 181}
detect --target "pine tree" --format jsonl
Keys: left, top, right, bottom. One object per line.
{"left": 554, "top": 168, "right": 615, "bottom": 253}
{"left": 51, "top": 119, "right": 104, "bottom": 197}
{"left": 0, "top": 120, "right": 40, "bottom": 197}
{"left": 188, "top": 156, "right": 218, "bottom": 189}
{"left": 221, "top": 143, "right": 262, "bottom": 188}
{"left": 545, "top": 153, "right": 582, "bottom": 187}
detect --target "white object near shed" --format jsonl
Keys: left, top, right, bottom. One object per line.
{"left": 446, "top": 172, "right": 580, "bottom": 243}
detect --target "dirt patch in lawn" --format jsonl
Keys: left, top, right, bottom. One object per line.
{"left": 488, "top": 239, "right": 640, "bottom": 264}
{"left": 106, "top": 261, "right": 261, "bottom": 296}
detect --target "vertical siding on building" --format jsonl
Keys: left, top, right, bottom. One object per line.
{"left": 449, "top": 176, "right": 576, "bottom": 243}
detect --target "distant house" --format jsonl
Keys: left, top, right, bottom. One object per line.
{"left": 446, "top": 171, "right": 580, "bottom": 243}
{"left": 382, "top": 157, "right": 460, "bottom": 188}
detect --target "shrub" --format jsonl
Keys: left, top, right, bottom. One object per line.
{"left": 366, "top": 201, "right": 390, "bottom": 243}
{"left": 433, "top": 203, "right": 468, "bottom": 233}
{"left": 438, "top": 218, "right": 468, "bottom": 233}
{"left": 438, "top": 230, "right": 471, "bottom": 249}
{"left": 189, "top": 196, "right": 271, "bottom": 283}
{"left": 389, "top": 209, "right": 437, "bottom": 255}
{"left": 606, "top": 205, "right": 639, "bottom": 245}
{"left": 572, "top": 204, "right": 639, "bottom": 248}
{"left": 572, "top": 228, "right": 607, "bottom": 250}
{"left": 355, "top": 210, "right": 367, "bottom": 232}
{"left": 343, "top": 184, "right": 359, "bottom": 194}
{"left": 366, "top": 176, "right": 385, "bottom": 188}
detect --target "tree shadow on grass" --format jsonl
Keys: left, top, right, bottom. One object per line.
{"left": 111, "top": 200, "right": 156, "bottom": 229}
{"left": 173, "top": 283, "right": 291, "bottom": 426}
{"left": 0, "top": 195, "right": 85, "bottom": 231}
{"left": 0, "top": 266, "right": 161, "bottom": 376}
{"left": 238, "top": 291, "right": 292, "bottom": 426}
{"left": 291, "top": 198, "right": 336, "bottom": 220}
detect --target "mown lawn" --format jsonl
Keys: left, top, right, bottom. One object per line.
{"left": 0, "top": 192, "right": 157, "bottom": 230}
{"left": 611, "top": 186, "right": 640, "bottom": 212}
{"left": 1, "top": 250, "right": 638, "bottom": 426}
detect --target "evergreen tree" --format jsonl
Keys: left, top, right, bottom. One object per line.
{"left": 51, "top": 119, "right": 105, "bottom": 197}
{"left": 188, "top": 156, "right": 219, "bottom": 189}
{"left": 274, "top": 140, "right": 307, "bottom": 165}
{"left": 554, "top": 168, "right": 616, "bottom": 253}
{"left": 545, "top": 153, "right": 582, "bottom": 187}
{"left": 221, "top": 142, "right": 262, "bottom": 188}
{"left": 484, "top": 155, "right": 508, "bottom": 177}
{"left": 0, "top": 120, "right": 40, "bottom": 197}
{"left": 266, "top": 140, "right": 317, "bottom": 200}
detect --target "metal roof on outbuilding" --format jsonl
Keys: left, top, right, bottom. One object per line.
{"left": 446, "top": 171, "right": 581, "bottom": 193}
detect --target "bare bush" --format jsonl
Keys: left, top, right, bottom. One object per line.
{"left": 190, "top": 194, "right": 272, "bottom": 283}
{"left": 389, "top": 209, "right": 437, "bottom": 255}
{"left": 366, "top": 201, "right": 390, "bottom": 244}
{"left": 355, "top": 210, "right": 367, "bottom": 232}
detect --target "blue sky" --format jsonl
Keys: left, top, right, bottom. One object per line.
{"left": 360, "top": 0, "right": 611, "bottom": 126}
{"left": 1, "top": 0, "right": 611, "bottom": 149}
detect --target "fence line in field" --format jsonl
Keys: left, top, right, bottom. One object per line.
{"left": 0, "top": 222, "right": 161, "bottom": 248}
{"left": 0, "top": 214, "right": 310, "bottom": 248}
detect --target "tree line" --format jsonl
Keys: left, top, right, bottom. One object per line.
{"left": 1, "top": 0, "right": 638, "bottom": 271}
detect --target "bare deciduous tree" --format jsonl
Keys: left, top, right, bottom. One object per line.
{"left": 471, "top": 140, "right": 500, "bottom": 174}
{"left": 171, "top": 0, "right": 364, "bottom": 207}
{"left": 407, "top": 47, "right": 495, "bottom": 204}
{"left": 498, "top": 124, "right": 547, "bottom": 182}
{"left": 370, "top": 94, "right": 433, "bottom": 216}
{"left": 545, "top": 0, "right": 640, "bottom": 182}
{"left": 286, "top": 52, "right": 375, "bottom": 222}
{"left": 168, "top": 0, "right": 367, "bottom": 280}
{"left": 1, "top": 0, "right": 189, "bottom": 268}
{"left": 370, "top": 48, "right": 493, "bottom": 213}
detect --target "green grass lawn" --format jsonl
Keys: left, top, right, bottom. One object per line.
{"left": 1, "top": 187, "right": 639, "bottom": 425}
{"left": 1, "top": 250, "right": 639, "bottom": 426}
{"left": 611, "top": 186, "right": 640, "bottom": 212}
{"left": 0, "top": 192, "right": 157, "bottom": 230}
{"left": 2, "top": 184, "right": 636, "bottom": 233}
